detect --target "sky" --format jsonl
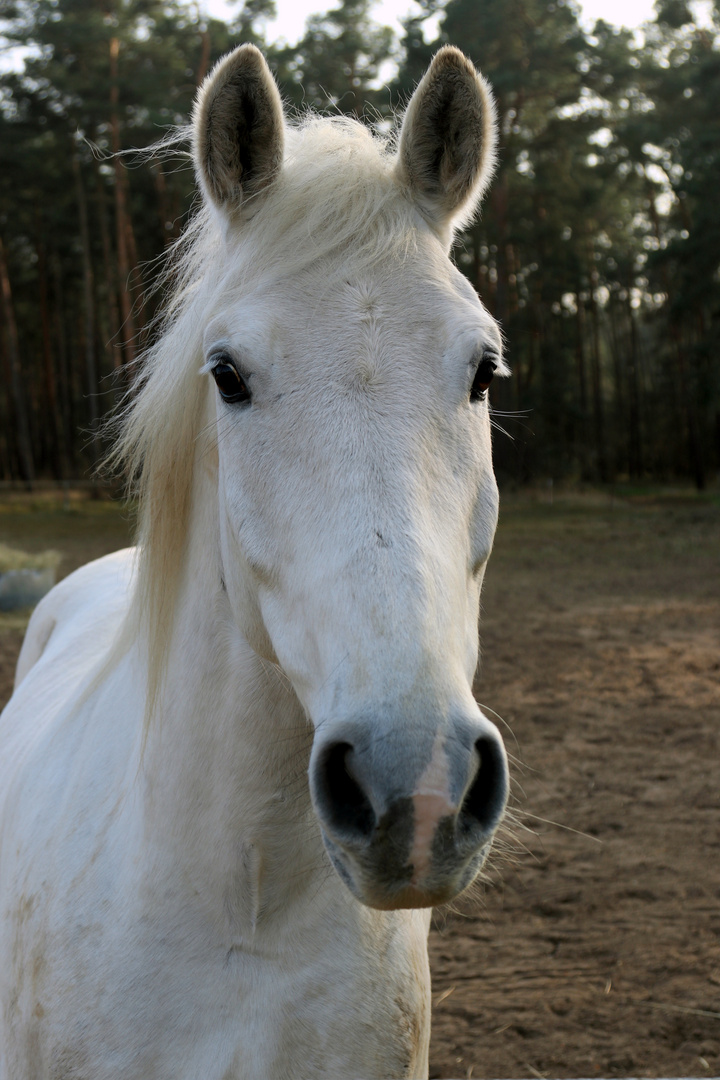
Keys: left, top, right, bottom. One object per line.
{"left": 0, "top": 0, "right": 712, "bottom": 74}
{"left": 208, "top": 0, "right": 664, "bottom": 44}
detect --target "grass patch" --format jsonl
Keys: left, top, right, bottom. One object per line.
{"left": 0, "top": 491, "right": 135, "bottom": 583}
{"left": 0, "top": 609, "right": 33, "bottom": 634}
{"left": 0, "top": 544, "right": 62, "bottom": 573}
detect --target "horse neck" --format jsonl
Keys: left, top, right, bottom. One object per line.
{"left": 139, "top": 465, "right": 318, "bottom": 935}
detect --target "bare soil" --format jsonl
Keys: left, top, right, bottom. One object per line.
{"left": 1, "top": 488, "right": 719, "bottom": 1080}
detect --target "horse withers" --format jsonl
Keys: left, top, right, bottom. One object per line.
{"left": 0, "top": 44, "right": 509, "bottom": 1079}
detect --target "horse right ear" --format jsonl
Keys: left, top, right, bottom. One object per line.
{"left": 395, "top": 46, "right": 497, "bottom": 244}
{"left": 193, "top": 44, "right": 285, "bottom": 215}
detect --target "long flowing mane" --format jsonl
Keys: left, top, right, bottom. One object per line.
{"left": 108, "top": 114, "right": 427, "bottom": 712}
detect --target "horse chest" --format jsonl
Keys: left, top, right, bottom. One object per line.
{"left": 218, "top": 932, "right": 431, "bottom": 1080}
{"left": 5, "top": 898, "right": 430, "bottom": 1080}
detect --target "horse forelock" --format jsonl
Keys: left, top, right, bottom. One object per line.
{"left": 216, "top": 115, "right": 422, "bottom": 289}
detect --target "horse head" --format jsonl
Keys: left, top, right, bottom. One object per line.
{"left": 191, "top": 44, "right": 509, "bottom": 910}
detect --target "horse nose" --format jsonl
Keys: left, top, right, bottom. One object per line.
{"left": 313, "top": 740, "right": 378, "bottom": 846}
{"left": 310, "top": 716, "right": 508, "bottom": 905}
{"left": 456, "top": 733, "right": 508, "bottom": 847}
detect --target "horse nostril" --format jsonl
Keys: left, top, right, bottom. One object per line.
{"left": 317, "top": 741, "right": 376, "bottom": 843}
{"left": 459, "top": 735, "right": 507, "bottom": 838}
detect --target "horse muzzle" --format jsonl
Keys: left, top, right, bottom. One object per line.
{"left": 309, "top": 712, "right": 509, "bottom": 909}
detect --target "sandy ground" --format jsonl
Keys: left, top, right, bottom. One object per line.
{"left": 429, "top": 494, "right": 720, "bottom": 1079}
{"left": 1, "top": 489, "right": 719, "bottom": 1079}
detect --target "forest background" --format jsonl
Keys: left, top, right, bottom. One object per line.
{"left": 0, "top": 0, "right": 718, "bottom": 490}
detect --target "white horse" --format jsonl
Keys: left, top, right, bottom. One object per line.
{"left": 0, "top": 44, "right": 509, "bottom": 1079}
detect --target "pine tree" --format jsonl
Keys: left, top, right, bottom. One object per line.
{"left": 274, "top": 0, "right": 393, "bottom": 119}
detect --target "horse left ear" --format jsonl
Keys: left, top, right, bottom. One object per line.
{"left": 193, "top": 44, "right": 285, "bottom": 214}
{"left": 395, "top": 47, "right": 497, "bottom": 242}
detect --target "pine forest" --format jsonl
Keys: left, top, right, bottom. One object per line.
{"left": 0, "top": 0, "right": 718, "bottom": 489}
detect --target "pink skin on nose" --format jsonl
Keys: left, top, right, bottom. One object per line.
{"left": 410, "top": 732, "right": 457, "bottom": 886}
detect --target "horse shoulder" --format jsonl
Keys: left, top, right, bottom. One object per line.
{"left": 0, "top": 549, "right": 151, "bottom": 1079}
{"left": 13, "top": 548, "right": 136, "bottom": 689}
{"left": 0, "top": 545, "right": 143, "bottom": 939}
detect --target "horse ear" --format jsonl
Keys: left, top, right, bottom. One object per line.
{"left": 193, "top": 44, "right": 285, "bottom": 214}
{"left": 395, "top": 46, "right": 497, "bottom": 240}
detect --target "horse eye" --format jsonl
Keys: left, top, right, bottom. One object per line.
{"left": 470, "top": 356, "right": 497, "bottom": 403}
{"left": 211, "top": 362, "right": 251, "bottom": 405}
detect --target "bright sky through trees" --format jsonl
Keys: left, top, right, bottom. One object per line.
{"left": 205, "top": 0, "right": 662, "bottom": 42}
{"left": 0, "top": 0, "right": 711, "bottom": 73}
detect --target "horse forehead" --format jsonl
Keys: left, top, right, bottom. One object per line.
{"left": 300, "top": 278, "right": 444, "bottom": 354}
{"left": 215, "top": 268, "right": 485, "bottom": 367}
{"left": 297, "top": 261, "right": 476, "bottom": 327}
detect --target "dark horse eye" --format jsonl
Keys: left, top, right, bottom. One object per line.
{"left": 470, "top": 356, "right": 497, "bottom": 402}
{"left": 212, "top": 362, "right": 251, "bottom": 405}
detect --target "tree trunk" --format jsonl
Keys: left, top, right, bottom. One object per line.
{"left": 51, "top": 251, "right": 78, "bottom": 475}
{"left": 0, "top": 234, "right": 34, "bottom": 487}
{"left": 0, "top": 322, "right": 14, "bottom": 480}
{"left": 92, "top": 149, "right": 123, "bottom": 378}
{"left": 646, "top": 176, "right": 705, "bottom": 489}
{"left": 36, "top": 228, "right": 68, "bottom": 479}
{"left": 671, "top": 323, "right": 705, "bottom": 489}
{"left": 606, "top": 296, "right": 625, "bottom": 478}
{"left": 196, "top": 27, "right": 211, "bottom": 86}
{"left": 109, "top": 35, "right": 139, "bottom": 369}
{"left": 625, "top": 294, "right": 643, "bottom": 478}
{"left": 491, "top": 171, "right": 509, "bottom": 326}
{"left": 587, "top": 263, "right": 609, "bottom": 483}
{"left": 72, "top": 151, "right": 102, "bottom": 473}
{"left": 575, "top": 293, "right": 590, "bottom": 481}
{"left": 152, "top": 161, "right": 173, "bottom": 247}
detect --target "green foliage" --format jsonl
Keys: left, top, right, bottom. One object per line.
{"left": 0, "top": 0, "right": 718, "bottom": 488}
{"left": 273, "top": 0, "right": 393, "bottom": 117}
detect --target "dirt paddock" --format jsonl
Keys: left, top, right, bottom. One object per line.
{"left": 1, "top": 488, "right": 719, "bottom": 1079}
